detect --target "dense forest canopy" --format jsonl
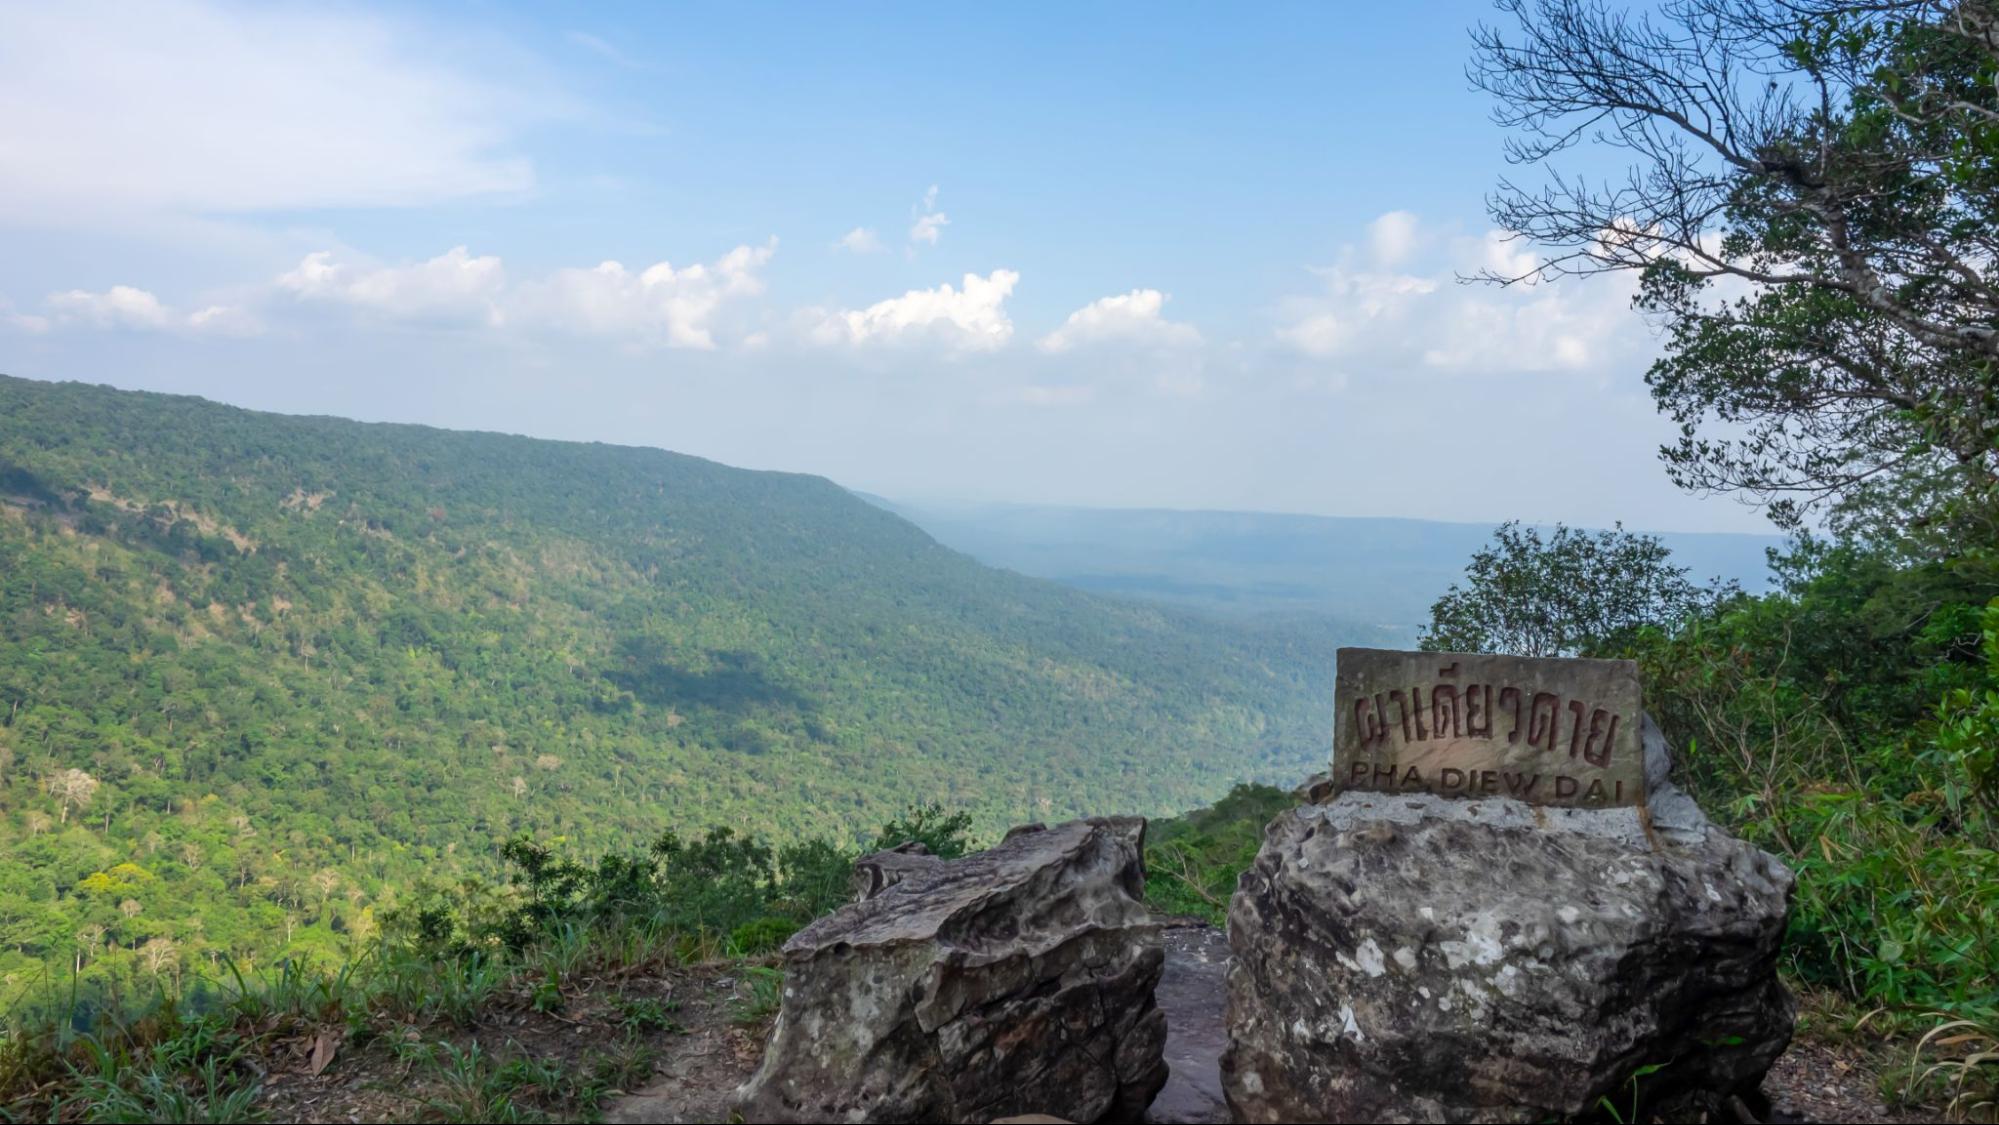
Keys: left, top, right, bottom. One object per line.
{"left": 0, "top": 374, "right": 1368, "bottom": 997}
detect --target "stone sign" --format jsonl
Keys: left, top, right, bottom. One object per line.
{"left": 1332, "top": 647, "right": 1645, "bottom": 808}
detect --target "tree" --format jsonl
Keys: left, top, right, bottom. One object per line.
{"left": 1421, "top": 522, "right": 1729, "bottom": 655}
{"left": 139, "top": 936, "right": 179, "bottom": 984}
{"left": 1470, "top": 0, "right": 1999, "bottom": 543}
{"left": 47, "top": 768, "right": 98, "bottom": 826}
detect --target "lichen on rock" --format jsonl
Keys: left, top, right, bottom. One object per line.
{"left": 1222, "top": 722, "right": 1795, "bottom": 1123}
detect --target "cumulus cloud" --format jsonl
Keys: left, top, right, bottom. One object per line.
{"left": 185, "top": 304, "right": 262, "bottom": 337}
{"left": 38, "top": 285, "right": 255, "bottom": 335}
{"left": 1275, "top": 268, "right": 1439, "bottom": 358}
{"left": 0, "top": 1, "right": 551, "bottom": 223}
{"left": 1368, "top": 210, "right": 1421, "bottom": 268}
{"left": 908, "top": 185, "right": 949, "bottom": 248}
{"left": 1274, "top": 212, "right": 1647, "bottom": 377}
{"left": 274, "top": 240, "right": 775, "bottom": 346}
{"left": 514, "top": 240, "right": 775, "bottom": 348}
{"left": 814, "top": 269, "right": 1018, "bottom": 352}
{"left": 1039, "top": 289, "right": 1200, "bottom": 353}
{"left": 279, "top": 246, "right": 507, "bottom": 327}
{"left": 48, "top": 286, "right": 172, "bottom": 330}
{"left": 835, "top": 227, "right": 883, "bottom": 254}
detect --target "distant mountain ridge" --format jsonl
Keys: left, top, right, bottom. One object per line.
{"left": 866, "top": 497, "right": 1781, "bottom": 640}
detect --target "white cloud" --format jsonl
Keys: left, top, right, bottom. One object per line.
{"left": 40, "top": 285, "right": 257, "bottom": 335}
{"left": 48, "top": 286, "right": 172, "bottom": 330}
{"left": 909, "top": 185, "right": 949, "bottom": 248}
{"left": 273, "top": 240, "right": 775, "bottom": 347}
{"left": 1274, "top": 212, "right": 1646, "bottom": 377}
{"left": 1276, "top": 268, "right": 1438, "bottom": 358}
{"left": 515, "top": 240, "right": 775, "bottom": 348}
{"left": 1039, "top": 289, "right": 1201, "bottom": 353}
{"left": 814, "top": 269, "right": 1019, "bottom": 352}
{"left": 279, "top": 247, "right": 508, "bottom": 328}
{"left": 1369, "top": 210, "right": 1421, "bottom": 267}
{"left": 0, "top": 1, "right": 550, "bottom": 223}
{"left": 186, "top": 304, "right": 262, "bottom": 337}
{"left": 835, "top": 227, "right": 883, "bottom": 254}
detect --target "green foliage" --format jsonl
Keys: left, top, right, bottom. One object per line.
{"left": 867, "top": 802, "right": 975, "bottom": 859}
{"left": 727, "top": 917, "right": 799, "bottom": 955}
{"left": 1421, "top": 511, "right": 1998, "bottom": 1102}
{"left": 2, "top": 804, "right": 933, "bottom": 1121}
{"left": 1421, "top": 521, "right": 1731, "bottom": 657}
{"left": 0, "top": 374, "right": 1345, "bottom": 1006}
{"left": 612, "top": 993, "right": 679, "bottom": 1034}
{"left": 735, "top": 965, "right": 785, "bottom": 1024}
{"left": 1632, "top": 547, "right": 1999, "bottom": 1020}
{"left": 1142, "top": 783, "right": 1294, "bottom": 923}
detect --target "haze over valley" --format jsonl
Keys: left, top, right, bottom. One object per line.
{"left": 873, "top": 497, "right": 1780, "bottom": 638}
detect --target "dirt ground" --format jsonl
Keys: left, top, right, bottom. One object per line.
{"left": 1763, "top": 1036, "right": 1934, "bottom": 1125}
{"left": 253, "top": 961, "right": 774, "bottom": 1124}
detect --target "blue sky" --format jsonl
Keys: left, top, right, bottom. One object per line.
{"left": 0, "top": 1, "right": 1774, "bottom": 533}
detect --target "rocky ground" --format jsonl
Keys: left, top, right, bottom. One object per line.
{"left": 1142, "top": 921, "right": 1938, "bottom": 1125}
{"left": 248, "top": 920, "right": 1935, "bottom": 1123}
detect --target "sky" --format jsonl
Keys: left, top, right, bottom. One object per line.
{"left": 0, "top": 1, "right": 1776, "bottom": 534}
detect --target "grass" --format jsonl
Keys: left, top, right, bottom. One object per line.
{"left": 0, "top": 806, "right": 968, "bottom": 1123}
{"left": 1914, "top": 1014, "right": 1999, "bottom": 1123}
{"left": 0, "top": 911, "right": 755, "bottom": 1124}
{"left": 733, "top": 965, "right": 785, "bottom": 1026}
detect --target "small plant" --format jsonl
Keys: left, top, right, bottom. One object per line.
{"left": 613, "top": 994, "right": 681, "bottom": 1034}
{"left": 61, "top": 1019, "right": 265, "bottom": 1125}
{"left": 528, "top": 969, "right": 563, "bottom": 1014}
{"left": 1593, "top": 1062, "right": 1665, "bottom": 1125}
{"left": 419, "top": 1040, "right": 537, "bottom": 1124}
{"left": 1912, "top": 1013, "right": 1999, "bottom": 1123}
{"left": 735, "top": 966, "right": 785, "bottom": 1024}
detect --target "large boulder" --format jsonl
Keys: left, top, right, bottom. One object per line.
{"left": 1222, "top": 732, "right": 1795, "bottom": 1123}
{"left": 734, "top": 817, "right": 1169, "bottom": 1124}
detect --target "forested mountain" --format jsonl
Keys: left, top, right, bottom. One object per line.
{"left": 0, "top": 374, "right": 1372, "bottom": 989}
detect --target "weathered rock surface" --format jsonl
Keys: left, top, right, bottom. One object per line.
{"left": 1223, "top": 735, "right": 1795, "bottom": 1123}
{"left": 733, "top": 816, "right": 1168, "bottom": 1124}
{"left": 849, "top": 840, "right": 942, "bottom": 900}
{"left": 1149, "top": 925, "right": 1233, "bottom": 1124}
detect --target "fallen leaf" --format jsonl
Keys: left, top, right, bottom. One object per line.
{"left": 309, "top": 1030, "right": 342, "bottom": 1076}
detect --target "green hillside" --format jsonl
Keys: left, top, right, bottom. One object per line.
{"left": 0, "top": 374, "right": 1362, "bottom": 989}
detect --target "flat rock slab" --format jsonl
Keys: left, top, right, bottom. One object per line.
{"left": 1147, "top": 924, "right": 1232, "bottom": 1125}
